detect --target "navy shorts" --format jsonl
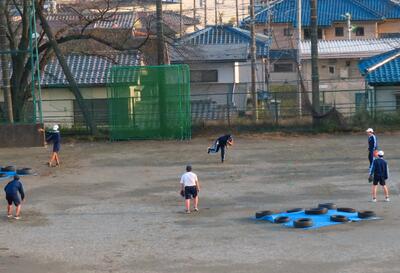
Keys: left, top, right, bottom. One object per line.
{"left": 184, "top": 186, "right": 198, "bottom": 200}
{"left": 373, "top": 177, "right": 386, "bottom": 186}
{"left": 6, "top": 196, "right": 21, "bottom": 206}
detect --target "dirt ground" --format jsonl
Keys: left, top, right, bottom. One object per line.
{"left": 0, "top": 132, "right": 399, "bottom": 273}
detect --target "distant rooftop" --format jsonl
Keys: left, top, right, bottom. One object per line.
{"left": 300, "top": 38, "right": 400, "bottom": 59}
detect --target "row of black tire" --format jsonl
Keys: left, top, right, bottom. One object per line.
{"left": 255, "top": 203, "right": 376, "bottom": 228}
{"left": 0, "top": 166, "right": 33, "bottom": 177}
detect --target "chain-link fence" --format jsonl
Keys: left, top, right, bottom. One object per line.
{"left": 37, "top": 87, "right": 400, "bottom": 133}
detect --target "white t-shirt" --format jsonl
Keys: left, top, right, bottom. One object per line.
{"left": 180, "top": 172, "right": 198, "bottom": 187}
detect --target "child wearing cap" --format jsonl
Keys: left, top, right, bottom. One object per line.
{"left": 369, "top": 150, "right": 390, "bottom": 202}
{"left": 366, "top": 128, "right": 378, "bottom": 168}
{"left": 4, "top": 175, "right": 25, "bottom": 219}
{"left": 39, "top": 124, "right": 61, "bottom": 167}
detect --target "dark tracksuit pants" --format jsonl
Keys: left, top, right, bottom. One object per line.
{"left": 215, "top": 144, "right": 226, "bottom": 162}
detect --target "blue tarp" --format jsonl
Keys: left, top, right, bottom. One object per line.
{"left": 255, "top": 209, "right": 380, "bottom": 229}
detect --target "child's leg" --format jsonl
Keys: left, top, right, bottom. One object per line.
{"left": 372, "top": 185, "right": 378, "bottom": 199}
{"left": 220, "top": 146, "right": 225, "bottom": 162}
{"left": 7, "top": 204, "right": 12, "bottom": 216}
{"left": 15, "top": 204, "right": 21, "bottom": 217}
{"left": 383, "top": 185, "right": 389, "bottom": 198}
{"left": 55, "top": 152, "right": 60, "bottom": 166}
{"left": 185, "top": 199, "right": 191, "bottom": 212}
{"left": 49, "top": 152, "right": 57, "bottom": 166}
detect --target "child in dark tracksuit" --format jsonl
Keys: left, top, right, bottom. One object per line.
{"left": 39, "top": 124, "right": 61, "bottom": 167}
{"left": 4, "top": 175, "right": 25, "bottom": 219}
{"left": 366, "top": 128, "right": 377, "bottom": 168}
{"left": 207, "top": 134, "right": 234, "bottom": 162}
{"left": 369, "top": 150, "right": 389, "bottom": 202}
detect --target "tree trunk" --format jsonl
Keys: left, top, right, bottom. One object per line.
{"left": 36, "top": 1, "right": 97, "bottom": 134}
{"left": 0, "top": 0, "right": 14, "bottom": 123}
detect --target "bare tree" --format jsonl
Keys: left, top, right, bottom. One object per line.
{"left": 1, "top": 0, "right": 151, "bottom": 130}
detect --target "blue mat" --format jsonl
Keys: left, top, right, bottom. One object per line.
{"left": 255, "top": 209, "right": 380, "bottom": 229}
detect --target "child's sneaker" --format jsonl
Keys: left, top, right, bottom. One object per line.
{"left": 207, "top": 147, "right": 210, "bottom": 154}
{"left": 7, "top": 214, "right": 12, "bottom": 218}
{"left": 194, "top": 207, "right": 199, "bottom": 212}
{"left": 385, "top": 197, "right": 390, "bottom": 202}
{"left": 371, "top": 198, "right": 377, "bottom": 202}
{"left": 185, "top": 210, "right": 191, "bottom": 214}
{"left": 14, "top": 216, "right": 21, "bottom": 220}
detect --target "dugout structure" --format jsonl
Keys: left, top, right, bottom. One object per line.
{"left": 107, "top": 65, "right": 191, "bottom": 140}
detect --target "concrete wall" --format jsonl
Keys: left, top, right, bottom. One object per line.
{"left": 0, "top": 124, "right": 45, "bottom": 148}
{"left": 375, "top": 86, "right": 400, "bottom": 112}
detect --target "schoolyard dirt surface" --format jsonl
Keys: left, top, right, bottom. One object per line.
{"left": 1, "top": 132, "right": 400, "bottom": 273}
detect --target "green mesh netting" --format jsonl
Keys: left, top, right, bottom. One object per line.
{"left": 107, "top": 65, "right": 191, "bottom": 140}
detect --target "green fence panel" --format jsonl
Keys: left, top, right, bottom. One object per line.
{"left": 107, "top": 65, "right": 191, "bottom": 140}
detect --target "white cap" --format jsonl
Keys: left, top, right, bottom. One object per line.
{"left": 366, "top": 128, "right": 374, "bottom": 133}
{"left": 53, "top": 124, "right": 59, "bottom": 131}
{"left": 378, "top": 150, "right": 384, "bottom": 157}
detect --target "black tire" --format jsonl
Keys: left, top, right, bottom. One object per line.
{"left": 330, "top": 215, "right": 349, "bottom": 222}
{"left": 16, "top": 168, "right": 33, "bottom": 175}
{"left": 274, "top": 216, "right": 290, "bottom": 223}
{"left": 0, "top": 173, "right": 8, "bottom": 178}
{"left": 305, "top": 207, "right": 328, "bottom": 215}
{"left": 337, "top": 207, "right": 356, "bottom": 213}
{"left": 1, "top": 166, "right": 16, "bottom": 172}
{"left": 358, "top": 210, "right": 376, "bottom": 219}
{"left": 286, "top": 208, "right": 303, "bottom": 213}
{"left": 255, "top": 210, "right": 274, "bottom": 219}
{"left": 293, "top": 218, "right": 313, "bottom": 228}
{"left": 318, "top": 203, "right": 337, "bottom": 210}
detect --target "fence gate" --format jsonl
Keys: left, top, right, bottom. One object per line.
{"left": 107, "top": 65, "right": 191, "bottom": 140}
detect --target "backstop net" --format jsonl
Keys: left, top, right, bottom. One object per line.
{"left": 107, "top": 65, "right": 191, "bottom": 140}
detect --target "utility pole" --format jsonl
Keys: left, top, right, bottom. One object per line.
{"left": 236, "top": 0, "right": 239, "bottom": 26}
{"left": 156, "top": 0, "right": 165, "bottom": 65}
{"left": 193, "top": 0, "right": 196, "bottom": 22}
{"left": 0, "top": 0, "right": 14, "bottom": 123}
{"left": 345, "top": 12, "right": 351, "bottom": 40}
{"left": 297, "top": 0, "right": 302, "bottom": 115}
{"left": 310, "top": 0, "right": 320, "bottom": 124}
{"left": 204, "top": 0, "right": 207, "bottom": 26}
{"left": 214, "top": 0, "right": 218, "bottom": 25}
{"left": 180, "top": 0, "right": 183, "bottom": 36}
{"left": 250, "top": 0, "right": 258, "bottom": 120}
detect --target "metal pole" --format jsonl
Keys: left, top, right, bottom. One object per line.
{"left": 214, "top": 0, "right": 218, "bottom": 25}
{"left": 204, "top": 0, "right": 207, "bottom": 26}
{"left": 193, "top": 0, "right": 196, "bottom": 23}
{"left": 297, "top": 0, "right": 302, "bottom": 116}
{"left": 32, "top": 0, "right": 43, "bottom": 123}
{"left": 346, "top": 13, "right": 351, "bottom": 40}
{"left": 156, "top": 0, "right": 165, "bottom": 65}
{"left": 310, "top": 0, "right": 320, "bottom": 124}
{"left": 0, "top": 0, "right": 14, "bottom": 123}
{"left": 180, "top": 0, "right": 183, "bottom": 36}
{"left": 236, "top": 0, "right": 239, "bottom": 26}
{"left": 250, "top": 0, "right": 258, "bottom": 120}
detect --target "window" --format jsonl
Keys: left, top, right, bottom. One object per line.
{"left": 329, "top": 66, "right": 335, "bottom": 75}
{"left": 190, "top": 70, "right": 218, "bottom": 82}
{"left": 283, "top": 28, "right": 292, "bottom": 36}
{"left": 355, "top": 93, "right": 366, "bottom": 111}
{"left": 335, "top": 27, "right": 344, "bottom": 37}
{"left": 303, "top": 28, "right": 323, "bottom": 39}
{"left": 274, "top": 63, "right": 293, "bottom": 72}
{"left": 355, "top": 27, "right": 364, "bottom": 36}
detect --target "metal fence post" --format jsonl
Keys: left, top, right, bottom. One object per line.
{"left": 227, "top": 92, "right": 231, "bottom": 127}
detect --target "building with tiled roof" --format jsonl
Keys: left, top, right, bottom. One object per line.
{"left": 242, "top": 0, "right": 400, "bottom": 50}
{"left": 38, "top": 51, "right": 141, "bottom": 126}
{"left": 297, "top": 38, "right": 400, "bottom": 115}
{"left": 358, "top": 49, "right": 400, "bottom": 112}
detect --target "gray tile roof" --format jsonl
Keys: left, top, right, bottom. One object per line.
{"left": 169, "top": 44, "right": 249, "bottom": 63}
{"left": 300, "top": 38, "right": 400, "bottom": 59}
{"left": 41, "top": 52, "right": 141, "bottom": 87}
{"left": 46, "top": 12, "right": 135, "bottom": 29}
